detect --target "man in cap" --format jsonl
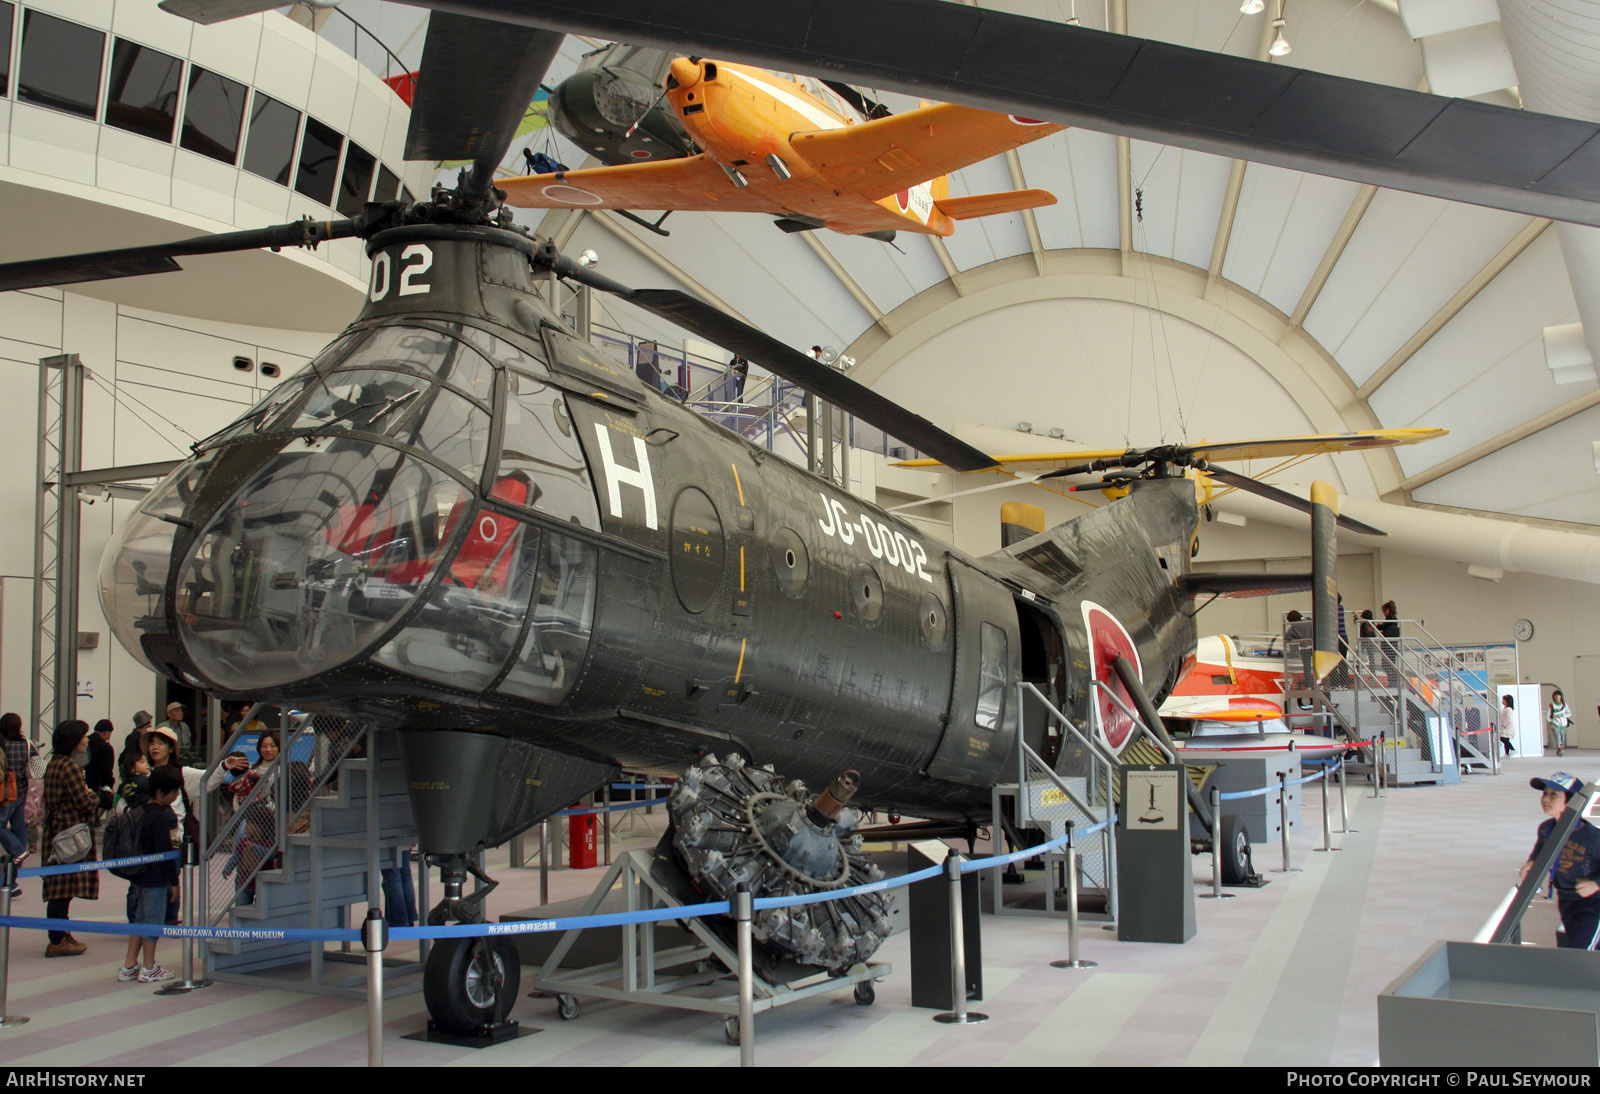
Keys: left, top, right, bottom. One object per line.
{"left": 157, "top": 702, "right": 190, "bottom": 755}
{"left": 1520, "top": 773, "right": 1600, "bottom": 949}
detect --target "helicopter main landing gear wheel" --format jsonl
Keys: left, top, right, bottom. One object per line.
{"left": 422, "top": 938, "right": 523, "bottom": 1037}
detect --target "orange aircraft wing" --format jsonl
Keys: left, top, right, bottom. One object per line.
{"left": 499, "top": 155, "right": 773, "bottom": 213}
{"left": 793, "top": 104, "right": 1065, "bottom": 199}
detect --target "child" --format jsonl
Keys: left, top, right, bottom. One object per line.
{"left": 1520, "top": 773, "right": 1600, "bottom": 950}
{"left": 117, "top": 765, "right": 181, "bottom": 983}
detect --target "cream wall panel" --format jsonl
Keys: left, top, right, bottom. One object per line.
{"left": 10, "top": 104, "right": 98, "bottom": 185}
{"left": 186, "top": 12, "right": 259, "bottom": 85}
{"left": 347, "top": 82, "right": 389, "bottom": 161}
{"left": 118, "top": 314, "right": 259, "bottom": 375}
{"left": 0, "top": 358, "right": 43, "bottom": 578}
{"left": 112, "top": 0, "right": 190, "bottom": 55}
{"left": 0, "top": 100, "right": 13, "bottom": 166}
{"left": 306, "top": 34, "right": 358, "bottom": 132}
{"left": 115, "top": 360, "right": 256, "bottom": 406}
{"left": 234, "top": 171, "right": 291, "bottom": 227}
{"left": 96, "top": 126, "right": 174, "bottom": 206}
{"left": 62, "top": 294, "right": 118, "bottom": 472}
{"left": 1, "top": 579, "right": 36, "bottom": 734}
{"left": 171, "top": 148, "right": 238, "bottom": 225}
{"left": 253, "top": 19, "right": 315, "bottom": 108}
{"left": 28, "top": 0, "right": 113, "bottom": 25}
{"left": 1, "top": 291, "right": 64, "bottom": 351}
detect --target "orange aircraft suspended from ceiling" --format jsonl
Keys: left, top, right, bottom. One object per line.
{"left": 499, "top": 57, "right": 1065, "bottom": 240}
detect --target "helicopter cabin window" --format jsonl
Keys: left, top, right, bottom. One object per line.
{"left": 17, "top": 10, "right": 103, "bottom": 120}
{"left": 496, "top": 533, "right": 598, "bottom": 705}
{"left": 337, "top": 141, "right": 376, "bottom": 217}
{"left": 975, "top": 622, "right": 1007, "bottom": 731}
{"left": 404, "top": 386, "right": 492, "bottom": 486}
{"left": 372, "top": 509, "right": 546, "bottom": 692}
{"left": 498, "top": 371, "right": 600, "bottom": 529}
{"left": 104, "top": 39, "right": 182, "bottom": 143}
{"left": 242, "top": 92, "right": 301, "bottom": 186}
{"left": 180, "top": 66, "right": 246, "bottom": 165}
{"left": 294, "top": 115, "right": 343, "bottom": 207}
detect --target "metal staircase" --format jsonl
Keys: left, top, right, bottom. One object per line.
{"left": 199, "top": 713, "right": 425, "bottom": 997}
{"left": 1284, "top": 619, "right": 1497, "bottom": 787}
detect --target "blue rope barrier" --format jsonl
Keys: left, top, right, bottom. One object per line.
{"left": 17, "top": 850, "right": 180, "bottom": 879}
{"left": 554, "top": 796, "right": 669, "bottom": 816}
{"left": 0, "top": 915, "right": 359, "bottom": 942}
{"left": 960, "top": 813, "right": 1117, "bottom": 874}
{"left": 1218, "top": 767, "right": 1328, "bottom": 801}
{"left": 387, "top": 900, "right": 734, "bottom": 940}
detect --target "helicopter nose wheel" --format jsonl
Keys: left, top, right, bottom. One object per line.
{"left": 423, "top": 938, "right": 523, "bottom": 1036}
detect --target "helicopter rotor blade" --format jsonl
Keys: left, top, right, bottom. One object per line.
{"left": 1204, "top": 466, "right": 1388, "bottom": 537}
{"left": 612, "top": 286, "right": 997, "bottom": 473}
{"left": 155, "top": 0, "right": 281, "bottom": 24}
{"left": 0, "top": 216, "right": 375, "bottom": 294}
{"left": 406, "top": 12, "right": 564, "bottom": 196}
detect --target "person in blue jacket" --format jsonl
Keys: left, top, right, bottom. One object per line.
{"left": 1521, "top": 773, "right": 1600, "bottom": 949}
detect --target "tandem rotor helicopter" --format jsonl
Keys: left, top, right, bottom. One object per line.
{"left": 0, "top": 1, "right": 1460, "bottom": 1037}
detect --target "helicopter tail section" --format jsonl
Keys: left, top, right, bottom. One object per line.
{"left": 1310, "top": 480, "right": 1343, "bottom": 682}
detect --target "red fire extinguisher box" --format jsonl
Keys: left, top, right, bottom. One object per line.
{"left": 568, "top": 811, "right": 598, "bottom": 869}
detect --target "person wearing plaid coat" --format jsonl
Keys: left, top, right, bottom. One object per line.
{"left": 42, "top": 720, "right": 97, "bottom": 956}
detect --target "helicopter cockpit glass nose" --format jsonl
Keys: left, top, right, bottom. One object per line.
{"left": 173, "top": 445, "right": 469, "bottom": 689}
{"left": 98, "top": 453, "right": 223, "bottom": 674}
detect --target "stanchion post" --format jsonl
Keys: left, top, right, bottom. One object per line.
{"left": 1317, "top": 764, "right": 1338, "bottom": 853}
{"left": 934, "top": 853, "right": 988, "bottom": 1024}
{"left": 1198, "top": 787, "right": 1233, "bottom": 900}
{"left": 1273, "top": 772, "right": 1300, "bottom": 874}
{"left": 363, "top": 908, "right": 387, "bottom": 1067}
{"left": 602, "top": 784, "right": 612, "bottom": 867}
{"left": 157, "top": 841, "right": 213, "bottom": 995}
{"left": 539, "top": 820, "right": 549, "bottom": 907}
{"left": 1052, "top": 822, "right": 1100, "bottom": 966}
{"left": 734, "top": 884, "right": 755, "bottom": 1067}
{"left": 0, "top": 858, "right": 28, "bottom": 1027}
{"left": 1338, "top": 755, "right": 1354, "bottom": 833}
{"left": 1379, "top": 732, "right": 1387, "bottom": 798}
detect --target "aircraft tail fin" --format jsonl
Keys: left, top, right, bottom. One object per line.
{"left": 935, "top": 189, "right": 1056, "bottom": 220}
{"left": 1310, "top": 480, "right": 1343, "bottom": 681}
{"left": 1000, "top": 502, "right": 1045, "bottom": 548}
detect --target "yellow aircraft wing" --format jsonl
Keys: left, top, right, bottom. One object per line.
{"left": 499, "top": 155, "right": 774, "bottom": 213}
{"left": 793, "top": 104, "right": 1065, "bottom": 199}
{"left": 892, "top": 428, "right": 1447, "bottom": 472}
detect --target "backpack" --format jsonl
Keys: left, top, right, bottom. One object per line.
{"left": 103, "top": 804, "right": 149, "bottom": 882}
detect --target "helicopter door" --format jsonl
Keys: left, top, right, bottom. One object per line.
{"left": 925, "top": 559, "right": 1021, "bottom": 788}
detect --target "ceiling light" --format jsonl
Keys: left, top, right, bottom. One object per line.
{"left": 1240, "top": 0, "right": 1265, "bottom": 13}
{"left": 1269, "top": 18, "right": 1292, "bottom": 56}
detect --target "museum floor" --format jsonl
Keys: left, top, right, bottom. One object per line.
{"left": 0, "top": 753, "right": 1578, "bottom": 1068}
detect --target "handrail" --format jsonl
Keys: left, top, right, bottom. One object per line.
{"left": 1020, "top": 681, "right": 1121, "bottom": 773}
{"left": 1090, "top": 678, "right": 1177, "bottom": 763}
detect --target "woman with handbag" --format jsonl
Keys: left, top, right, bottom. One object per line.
{"left": 42, "top": 719, "right": 98, "bottom": 957}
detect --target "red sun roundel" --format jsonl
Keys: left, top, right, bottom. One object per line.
{"left": 1083, "top": 601, "right": 1141, "bottom": 754}
{"left": 896, "top": 189, "right": 910, "bottom": 212}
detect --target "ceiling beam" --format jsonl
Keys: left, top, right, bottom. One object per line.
{"left": 1003, "top": 148, "right": 1046, "bottom": 276}
{"left": 928, "top": 236, "right": 966, "bottom": 295}
{"left": 552, "top": 208, "right": 586, "bottom": 250}
{"left": 1284, "top": 185, "right": 1376, "bottom": 334}
{"left": 1206, "top": 14, "right": 1277, "bottom": 299}
{"left": 796, "top": 232, "right": 896, "bottom": 335}
{"left": 1355, "top": 217, "right": 1550, "bottom": 400}
{"left": 1399, "top": 387, "right": 1600, "bottom": 492}
{"left": 589, "top": 210, "right": 750, "bottom": 324}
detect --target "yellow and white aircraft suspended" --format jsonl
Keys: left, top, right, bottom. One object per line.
{"left": 889, "top": 428, "right": 1450, "bottom": 513}
{"left": 500, "top": 57, "right": 1065, "bottom": 239}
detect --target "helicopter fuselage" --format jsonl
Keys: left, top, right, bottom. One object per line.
{"left": 98, "top": 225, "right": 1198, "bottom": 855}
